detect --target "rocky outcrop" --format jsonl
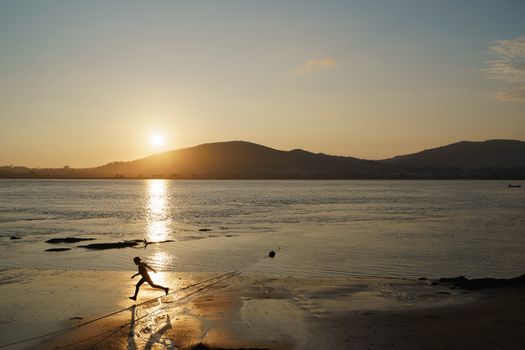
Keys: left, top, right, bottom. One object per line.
{"left": 439, "top": 274, "right": 525, "bottom": 290}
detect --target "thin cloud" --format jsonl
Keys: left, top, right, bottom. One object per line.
{"left": 486, "top": 35, "right": 525, "bottom": 82}
{"left": 294, "top": 57, "right": 336, "bottom": 75}
{"left": 486, "top": 35, "right": 525, "bottom": 103}
{"left": 494, "top": 87, "right": 525, "bottom": 102}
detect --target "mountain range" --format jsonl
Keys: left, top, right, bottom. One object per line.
{"left": 1, "top": 139, "right": 524, "bottom": 179}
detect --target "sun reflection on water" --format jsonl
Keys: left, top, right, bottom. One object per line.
{"left": 144, "top": 180, "right": 179, "bottom": 272}
{"left": 146, "top": 179, "right": 170, "bottom": 242}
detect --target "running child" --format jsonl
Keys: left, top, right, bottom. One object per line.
{"left": 129, "top": 257, "right": 169, "bottom": 301}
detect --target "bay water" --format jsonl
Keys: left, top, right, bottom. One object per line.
{"left": 1, "top": 179, "right": 524, "bottom": 279}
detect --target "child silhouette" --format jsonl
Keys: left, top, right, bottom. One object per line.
{"left": 129, "top": 257, "right": 169, "bottom": 301}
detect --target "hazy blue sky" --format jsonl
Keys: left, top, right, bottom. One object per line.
{"left": 1, "top": 0, "right": 524, "bottom": 167}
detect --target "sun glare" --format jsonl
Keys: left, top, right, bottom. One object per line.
{"left": 151, "top": 134, "right": 164, "bottom": 146}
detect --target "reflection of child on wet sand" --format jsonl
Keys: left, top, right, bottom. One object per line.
{"left": 129, "top": 257, "right": 169, "bottom": 301}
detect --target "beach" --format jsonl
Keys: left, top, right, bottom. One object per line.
{"left": 0, "top": 269, "right": 523, "bottom": 350}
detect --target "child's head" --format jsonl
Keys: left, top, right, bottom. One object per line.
{"left": 133, "top": 257, "right": 141, "bottom": 265}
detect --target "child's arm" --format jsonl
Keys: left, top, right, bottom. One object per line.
{"left": 131, "top": 272, "right": 139, "bottom": 279}
{"left": 146, "top": 264, "right": 157, "bottom": 273}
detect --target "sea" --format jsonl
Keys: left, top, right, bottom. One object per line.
{"left": 1, "top": 179, "right": 524, "bottom": 279}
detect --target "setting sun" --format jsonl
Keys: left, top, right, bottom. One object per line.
{"left": 151, "top": 134, "right": 164, "bottom": 146}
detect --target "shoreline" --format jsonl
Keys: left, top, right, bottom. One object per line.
{"left": 1, "top": 270, "right": 524, "bottom": 349}
{"left": 1, "top": 178, "right": 525, "bottom": 181}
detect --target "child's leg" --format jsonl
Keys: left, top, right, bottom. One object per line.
{"left": 145, "top": 277, "right": 168, "bottom": 294}
{"left": 150, "top": 282, "right": 167, "bottom": 290}
{"left": 131, "top": 278, "right": 146, "bottom": 298}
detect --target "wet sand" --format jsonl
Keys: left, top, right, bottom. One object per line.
{"left": 1, "top": 269, "right": 524, "bottom": 349}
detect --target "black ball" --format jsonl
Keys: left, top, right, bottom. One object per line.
{"left": 268, "top": 250, "right": 276, "bottom": 258}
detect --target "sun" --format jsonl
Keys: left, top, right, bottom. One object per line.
{"left": 150, "top": 134, "right": 164, "bottom": 146}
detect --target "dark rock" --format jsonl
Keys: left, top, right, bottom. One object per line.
{"left": 10, "top": 236, "right": 21, "bottom": 240}
{"left": 45, "top": 248, "right": 71, "bottom": 252}
{"left": 72, "top": 238, "right": 175, "bottom": 250}
{"left": 144, "top": 239, "right": 174, "bottom": 246}
{"left": 418, "top": 277, "right": 427, "bottom": 281}
{"left": 438, "top": 274, "right": 525, "bottom": 290}
{"left": 46, "top": 237, "right": 95, "bottom": 244}
{"left": 78, "top": 241, "right": 139, "bottom": 250}
{"left": 439, "top": 276, "right": 468, "bottom": 284}
{"left": 199, "top": 228, "right": 212, "bottom": 232}
{"left": 268, "top": 251, "right": 276, "bottom": 258}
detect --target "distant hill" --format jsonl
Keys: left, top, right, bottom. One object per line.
{"left": 87, "top": 141, "right": 386, "bottom": 179}
{"left": 381, "top": 140, "right": 525, "bottom": 168}
{"left": 1, "top": 139, "right": 524, "bottom": 179}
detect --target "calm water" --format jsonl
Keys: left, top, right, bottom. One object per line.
{"left": 0, "top": 179, "right": 524, "bottom": 278}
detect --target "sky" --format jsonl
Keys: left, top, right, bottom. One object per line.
{"left": 1, "top": 0, "right": 524, "bottom": 168}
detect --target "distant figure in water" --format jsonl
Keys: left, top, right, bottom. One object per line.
{"left": 129, "top": 257, "right": 169, "bottom": 301}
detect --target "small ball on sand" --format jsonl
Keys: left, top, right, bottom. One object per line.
{"left": 268, "top": 251, "right": 276, "bottom": 258}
